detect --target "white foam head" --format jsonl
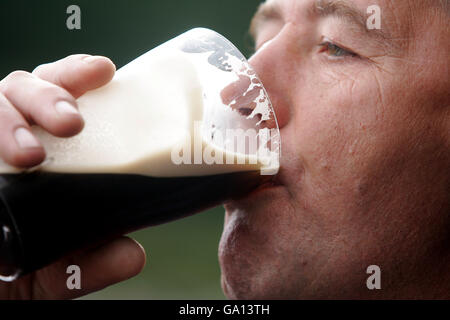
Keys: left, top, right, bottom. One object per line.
{"left": 0, "top": 28, "right": 280, "bottom": 177}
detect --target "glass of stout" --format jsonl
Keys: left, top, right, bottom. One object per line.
{"left": 0, "top": 28, "right": 281, "bottom": 281}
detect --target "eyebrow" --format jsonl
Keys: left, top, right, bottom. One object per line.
{"left": 250, "top": 1, "right": 283, "bottom": 40}
{"left": 251, "top": 0, "right": 395, "bottom": 48}
{"left": 314, "top": 0, "right": 391, "bottom": 41}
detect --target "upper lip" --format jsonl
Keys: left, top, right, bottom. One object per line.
{"left": 227, "top": 172, "right": 283, "bottom": 203}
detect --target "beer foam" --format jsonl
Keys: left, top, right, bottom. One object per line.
{"left": 0, "top": 43, "right": 278, "bottom": 177}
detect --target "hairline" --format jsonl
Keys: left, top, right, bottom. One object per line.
{"left": 249, "top": 0, "right": 393, "bottom": 47}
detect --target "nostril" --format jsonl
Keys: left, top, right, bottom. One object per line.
{"left": 267, "top": 91, "right": 291, "bottom": 129}
{"left": 221, "top": 74, "right": 252, "bottom": 105}
{"left": 248, "top": 39, "right": 294, "bottom": 130}
{"left": 220, "top": 70, "right": 279, "bottom": 129}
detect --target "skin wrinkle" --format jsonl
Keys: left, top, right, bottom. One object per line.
{"left": 316, "top": 3, "right": 411, "bottom": 62}
{"left": 219, "top": 0, "right": 450, "bottom": 299}
{"left": 315, "top": 0, "right": 407, "bottom": 53}
{"left": 315, "top": 0, "right": 386, "bottom": 37}
{"left": 382, "top": 0, "right": 415, "bottom": 55}
{"left": 372, "top": 72, "right": 387, "bottom": 115}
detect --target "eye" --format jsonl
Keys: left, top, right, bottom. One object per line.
{"left": 319, "top": 40, "right": 358, "bottom": 59}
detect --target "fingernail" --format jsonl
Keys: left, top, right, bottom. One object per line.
{"left": 83, "top": 55, "right": 104, "bottom": 64}
{"left": 55, "top": 101, "right": 79, "bottom": 116}
{"left": 14, "top": 128, "right": 41, "bottom": 149}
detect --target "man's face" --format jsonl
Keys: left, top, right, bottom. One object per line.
{"left": 219, "top": 0, "right": 450, "bottom": 299}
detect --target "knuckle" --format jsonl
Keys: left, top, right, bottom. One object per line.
{"left": 7, "top": 70, "right": 31, "bottom": 80}
{"left": 5, "top": 70, "right": 32, "bottom": 83}
{"left": 0, "top": 104, "right": 17, "bottom": 122}
{"left": 0, "top": 95, "right": 23, "bottom": 126}
{"left": 0, "top": 71, "right": 32, "bottom": 92}
{"left": 0, "top": 92, "right": 9, "bottom": 108}
{"left": 38, "top": 85, "right": 62, "bottom": 97}
{"left": 32, "top": 63, "right": 50, "bottom": 75}
{"left": 38, "top": 85, "right": 74, "bottom": 103}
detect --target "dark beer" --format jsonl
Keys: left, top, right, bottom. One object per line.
{"left": 0, "top": 28, "right": 281, "bottom": 281}
{"left": 0, "top": 171, "right": 269, "bottom": 279}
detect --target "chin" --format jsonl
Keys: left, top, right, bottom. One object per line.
{"left": 218, "top": 184, "right": 303, "bottom": 299}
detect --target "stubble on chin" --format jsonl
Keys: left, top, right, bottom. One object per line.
{"left": 218, "top": 196, "right": 301, "bottom": 299}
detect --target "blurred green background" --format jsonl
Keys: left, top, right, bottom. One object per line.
{"left": 0, "top": 0, "right": 263, "bottom": 299}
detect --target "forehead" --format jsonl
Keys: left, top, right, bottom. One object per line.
{"left": 260, "top": 0, "right": 416, "bottom": 13}
{"left": 255, "top": 0, "right": 417, "bottom": 36}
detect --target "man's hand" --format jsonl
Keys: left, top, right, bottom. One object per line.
{"left": 0, "top": 54, "right": 117, "bottom": 168}
{"left": 0, "top": 55, "right": 146, "bottom": 299}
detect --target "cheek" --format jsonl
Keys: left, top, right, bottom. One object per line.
{"left": 291, "top": 75, "right": 376, "bottom": 173}
{"left": 283, "top": 68, "right": 388, "bottom": 212}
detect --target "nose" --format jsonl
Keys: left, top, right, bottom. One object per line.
{"left": 248, "top": 33, "right": 293, "bottom": 130}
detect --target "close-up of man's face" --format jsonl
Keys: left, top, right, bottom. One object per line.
{"left": 1, "top": 0, "right": 449, "bottom": 304}
{"left": 220, "top": 0, "right": 450, "bottom": 299}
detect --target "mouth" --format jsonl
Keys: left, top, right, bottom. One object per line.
{"left": 227, "top": 172, "right": 284, "bottom": 204}
{"left": 250, "top": 176, "right": 283, "bottom": 194}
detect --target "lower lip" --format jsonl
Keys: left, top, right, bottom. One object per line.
{"left": 240, "top": 180, "right": 282, "bottom": 200}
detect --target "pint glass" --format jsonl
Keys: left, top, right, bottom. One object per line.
{"left": 0, "top": 28, "right": 280, "bottom": 281}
